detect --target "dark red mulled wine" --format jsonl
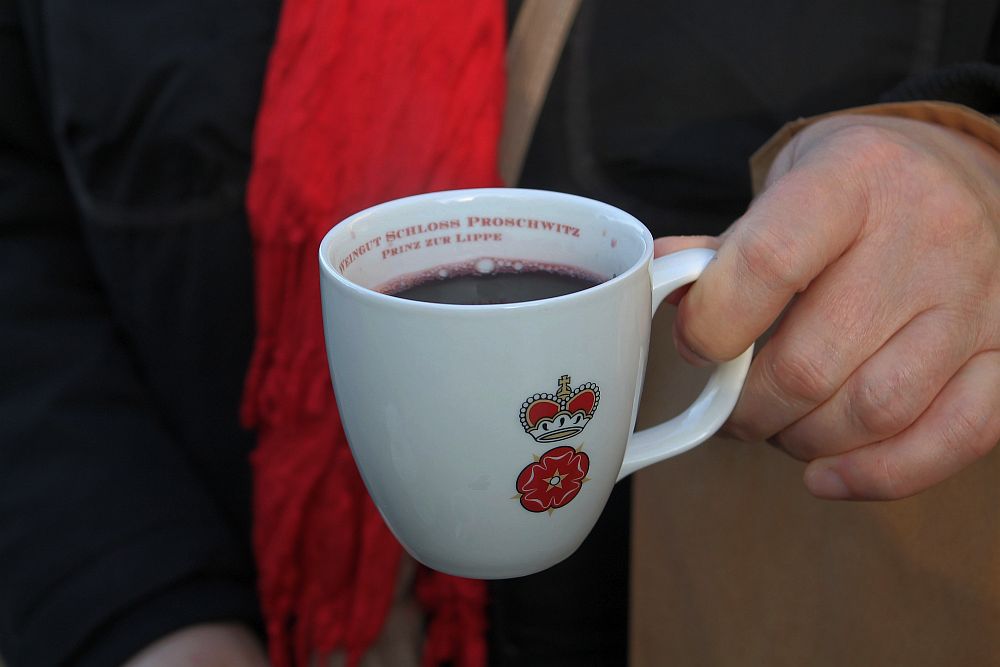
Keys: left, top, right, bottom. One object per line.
{"left": 390, "top": 266, "right": 601, "bottom": 305}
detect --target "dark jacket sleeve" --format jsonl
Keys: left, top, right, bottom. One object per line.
{"left": 0, "top": 0, "right": 274, "bottom": 664}
{"left": 882, "top": 62, "right": 1000, "bottom": 114}
{"left": 0, "top": 211, "right": 261, "bottom": 666}
{"left": 879, "top": 12, "right": 1000, "bottom": 114}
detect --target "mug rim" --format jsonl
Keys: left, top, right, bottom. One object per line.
{"left": 318, "top": 187, "right": 654, "bottom": 311}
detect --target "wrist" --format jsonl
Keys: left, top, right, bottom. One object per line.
{"left": 750, "top": 101, "right": 1000, "bottom": 193}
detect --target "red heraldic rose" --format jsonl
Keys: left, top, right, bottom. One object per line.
{"left": 516, "top": 446, "right": 590, "bottom": 513}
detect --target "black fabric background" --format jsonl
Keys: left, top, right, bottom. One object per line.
{"left": 0, "top": 0, "right": 276, "bottom": 664}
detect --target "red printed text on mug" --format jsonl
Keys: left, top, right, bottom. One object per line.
{"left": 336, "top": 215, "right": 582, "bottom": 273}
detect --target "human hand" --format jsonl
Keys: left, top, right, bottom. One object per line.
{"left": 122, "top": 623, "right": 270, "bottom": 667}
{"left": 655, "top": 113, "right": 1000, "bottom": 500}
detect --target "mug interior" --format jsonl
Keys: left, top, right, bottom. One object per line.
{"left": 320, "top": 188, "right": 651, "bottom": 298}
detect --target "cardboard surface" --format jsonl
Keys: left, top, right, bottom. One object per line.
{"left": 630, "top": 307, "right": 1000, "bottom": 666}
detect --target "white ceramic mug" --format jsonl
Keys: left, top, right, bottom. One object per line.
{"left": 319, "top": 188, "right": 753, "bottom": 578}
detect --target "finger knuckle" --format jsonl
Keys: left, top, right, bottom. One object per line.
{"left": 831, "top": 126, "right": 989, "bottom": 244}
{"left": 827, "top": 124, "right": 913, "bottom": 172}
{"left": 910, "top": 180, "right": 989, "bottom": 254}
{"left": 849, "top": 370, "right": 920, "bottom": 439}
{"left": 736, "top": 223, "right": 809, "bottom": 295}
{"left": 766, "top": 346, "right": 839, "bottom": 406}
{"left": 921, "top": 179, "right": 984, "bottom": 225}
{"left": 825, "top": 125, "right": 922, "bottom": 210}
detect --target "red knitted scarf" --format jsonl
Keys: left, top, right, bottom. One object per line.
{"left": 240, "top": 2, "right": 505, "bottom": 665}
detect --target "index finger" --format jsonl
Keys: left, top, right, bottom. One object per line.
{"left": 674, "top": 163, "right": 866, "bottom": 364}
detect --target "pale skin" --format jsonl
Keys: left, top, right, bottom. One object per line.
{"left": 121, "top": 623, "right": 270, "bottom": 666}
{"left": 121, "top": 115, "right": 1000, "bottom": 662}
{"left": 655, "top": 114, "right": 1000, "bottom": 501}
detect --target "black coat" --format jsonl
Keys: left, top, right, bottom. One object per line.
{"left": 1, "top": 0, "right": 997, "bottom": 664}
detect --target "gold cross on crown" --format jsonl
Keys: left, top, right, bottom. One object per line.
{"left": 556, "top": 375, "right": 573, "bottom": 399}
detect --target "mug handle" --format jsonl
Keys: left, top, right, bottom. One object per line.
{"left": 617, "top": 248, "right": 754, "bottom": 481}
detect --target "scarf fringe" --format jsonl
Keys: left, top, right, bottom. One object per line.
{"left": 242, "top": 1, "right": 506, "bottom": 664}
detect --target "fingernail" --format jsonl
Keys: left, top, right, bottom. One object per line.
{"left": 805, "top": 465, "right": 850, "bottom": 500}
{"left": 673, "top": 325, "right": 712, "bottom": 367}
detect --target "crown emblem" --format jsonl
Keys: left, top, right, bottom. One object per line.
{"left": 519, "top": 375, "right": 600, "bottom": 443}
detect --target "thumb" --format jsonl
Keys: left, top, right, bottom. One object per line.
{"left": 672, "top": 168, "right": 862, "bottom": 366}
